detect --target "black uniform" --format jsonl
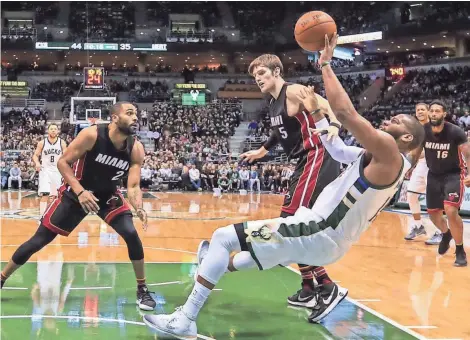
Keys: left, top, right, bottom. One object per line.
{"left": 268, "top": 83, "right": 340, "bottom": 216}
{"left": 424, "top": 122, "right": 467, "bottom": 211}
{"left": 42, "top": 124, "right": 135, "bottom": 236}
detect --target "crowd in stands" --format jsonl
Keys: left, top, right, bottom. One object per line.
{"left": 68, "top": 2, "right": 135, "bottom": 42}
{"left": 0, "top": 107, "right": 51, "bottom": 190}
{"left": 140, "top": 158, "right": 295, "bottom": 194}
{"left": 31, "top": 80, "right": 81, "bottom": 102}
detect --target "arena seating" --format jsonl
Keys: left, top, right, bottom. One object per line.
{"left": 69, "top": 2, "right": 135, "bottom": 42}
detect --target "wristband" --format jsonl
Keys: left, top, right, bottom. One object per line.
{"left": 310, "top": 109, "right": 321, "bottom": 115}
{"left": 330, "top": 122, "right": 341, "bottom": 129}
{"left": 77, "top": 190, "right": 85, "bottom": 197}
{"left": 321, "top": 61, "right": 330, "bottom": 68}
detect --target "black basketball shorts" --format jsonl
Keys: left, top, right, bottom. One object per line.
{"left": 281, "top": 147, "right": 340, "bottom": 216}
{"left": 41, "top": 188, "right": 132, "bottom": 236}
{"left": 426, "top": 172, "right": 464, "bottom": 211}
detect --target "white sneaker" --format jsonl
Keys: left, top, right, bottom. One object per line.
{"left": 193, "top": 240, "right": 209, "bottom": 281}
{"left": 143, "top": 307, "right": 197, "bottom": 340}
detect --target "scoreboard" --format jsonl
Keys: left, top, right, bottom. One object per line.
{"left": 84, "top": 67, "right": 104, "bottom": 90}
{"left": 173, "top": 83, "right": 207, "bottom": 106}
{"left": 35, "top": 42, "right": 167, "bottom": 51}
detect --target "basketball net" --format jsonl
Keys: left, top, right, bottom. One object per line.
{"left": 88, "top": 117, "right": 98, "bottom": 126}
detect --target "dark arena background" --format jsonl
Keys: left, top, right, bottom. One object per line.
{"left": 1, "top": 1, "right": 470, "bottom": 339}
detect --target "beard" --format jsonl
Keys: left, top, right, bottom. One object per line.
{"left": 117, "top": 124, "right": 134, "bottom": 136}
{"left": 429, "top": 117, "right": 444, "bottom": 126}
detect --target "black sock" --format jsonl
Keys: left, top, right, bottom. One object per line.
{"left": 456, "top": 244, "right": 464, "bottom": 252}
{"left": 444, "top": 229, "right": 452, "bottom": 237}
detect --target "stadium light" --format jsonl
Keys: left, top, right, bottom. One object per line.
{"left": 44, "top": 27, "right": 47, "bottom": 30}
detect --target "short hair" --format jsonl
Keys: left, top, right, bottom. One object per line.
{"left": 110, "top": 101, "right": 133, "bottom": 116}
{"left": 429, "top": 100, "right": 447, "bottom": 112}
{"left": 403, "top": 115, "right": 425, "bottom": 150}
{"left": 248, "top": 54, "right": 283, "bottom": 76}
{"left": 415, "top": 103, "right": 429, "bottom": 110}
{"left": 48, "top": 123, "right": 58, "bottom": 129}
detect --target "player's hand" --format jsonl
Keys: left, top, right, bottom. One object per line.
{"left": 296, "top": 85, "right": 319, "bottom": 113}
{"left": 464, "top": 176, "right": 470, "bottom": 188}
{"left": 309, "top": 126, "right": 339, "bottom": 142}
{"left": 240, "top": 148, "right": 268, "bottom": 163}
{"left": 78, "top": 190, "right": 100, "bottom": 214}
{"left": 319, "top": 33, "right": 338, "bottom": 65}
{"left": 35, "top": 164, "right": 42, "bottom": 172}
{"left": 136, "top": 208, "right": 148, "bottom": 231}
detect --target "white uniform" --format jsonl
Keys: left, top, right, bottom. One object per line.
{"left": 242, "top": 153, "right": 411, "bottom": 270}
{"left": 38, "top": 137, "right": 64, "bottom": 195}
{"left": 407, "top": 151, "right": 428, "bottom": 194}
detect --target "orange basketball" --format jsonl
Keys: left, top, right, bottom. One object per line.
{"left": 294, "top": 11, "right": 337, "bottom": 52}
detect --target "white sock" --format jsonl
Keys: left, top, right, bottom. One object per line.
{"left": 414, "top": 219, "right": 422, "bottom": 228}
{"left": 184, "top": 225, "right": 242, "bottom": 320}
{"left": 182, "top": 281, "right": 211, "bottom": 320}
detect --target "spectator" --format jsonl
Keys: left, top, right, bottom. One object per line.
{"left": 239, "top": 165, "right": 250, "bottom": 190}
{"left": 189, "top": 164, "right": 202, "bottom": 191}
{"left": 1, "top": 161, "right": 9, "bottom": 189}
{"left": 8, "top": 162, "right": 22, "bottom": 190}
{"left": 217, "top": 174, "right": 231, "bottom": 192}
{"left": 249, "top": 165, "right": 260, "bottom": 192}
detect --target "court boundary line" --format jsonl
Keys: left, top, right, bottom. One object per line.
{"left": 1, "top": 244, "right": 197, "bottom": 255}
{"left": 0, "top": 315, "right": 215, "bottom": 340}
{"left": 284, "top": 266, "right": 428, "bottom": 340}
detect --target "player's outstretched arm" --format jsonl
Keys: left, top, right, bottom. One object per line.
{"left": 127, "top": 141, "right": 148, "bottom": 230}
{"left": 319, "top": 34, "right": 400, "bottom": 166}
{"left": 32, "top": 140, "right": 44, "bottom": 172}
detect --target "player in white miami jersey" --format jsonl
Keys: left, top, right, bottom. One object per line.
{"left": 33, "top": 124, "right": 67, "bottom": 202}
{"left": 143, "top": 34, "right": 426, "bottom": 338}
{"left": 405, "top": 103, "right": 442, "bottom": 245}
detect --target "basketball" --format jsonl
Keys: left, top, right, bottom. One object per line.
{"left": 294, "top": 11, "right": 337, "bottom": 52}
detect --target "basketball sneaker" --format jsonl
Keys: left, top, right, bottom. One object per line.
{"left": 425, "top": 231, "right": 442, "bottom": 245}
{"left": 404, "top": 225, "right": 426, "bottom": 240}
{"left": 438, "top": 230, "right": 453, "bottom": 255}
{"left": 193, "top": 240, "right": 209, "bottom": 281}
{"left": 287, "top": 285, "right": 317, "bottom": 308}
{"left": 454, "top": 247, "right": 467, "bottom": 267}
{"left": 137, "top": 285, "right": 156, "bottom": 311}
{"left": 308, "top": 283, "right": 349, "bottom": 323}
{"left": 143, "top": 307, "right": 197, "bottom": 340}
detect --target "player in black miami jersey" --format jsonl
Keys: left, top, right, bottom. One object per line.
{"left": 239, "top": 54, "right": 347, "bottom": 320}
{"left": 410, "top": 100, "right": 470, "bottom": 266}
{"left": 1, "top": 102, "right": 156, "bottom": 310}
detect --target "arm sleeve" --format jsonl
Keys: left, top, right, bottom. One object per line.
{"left": 316, "top": 118, "right": 364, "bottom": 164}
{"left": 262, "top": 130, "right": 279, "bottom": 151}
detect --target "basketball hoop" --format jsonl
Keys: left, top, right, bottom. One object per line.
{"left": 88, "top": 117, "right": 98, "bottom": 126}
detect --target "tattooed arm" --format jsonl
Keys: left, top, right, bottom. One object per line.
{"left": 127, "top": 140, "right": 148, "bottom": 230}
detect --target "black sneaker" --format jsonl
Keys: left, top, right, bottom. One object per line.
{"left": 438, "top": 230, "right": 453, "bottom": 255}
{"left": 287, "top": 285, "right": 316, "bottom": 308}
{"left": 1, "top": 280, "right": 4, "bottom": 289}
{"left": 454, "top": 248, "right": 468, "bottom": 267}
{"left": 308, "top": 283, "right": 348, "bottom": 323}
{"left": 136, "top": 285, "right": 156, "bottom": 311}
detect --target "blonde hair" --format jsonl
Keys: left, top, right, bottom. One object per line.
{"left": 248, "top": 54, "right": 283, "bottom": 76}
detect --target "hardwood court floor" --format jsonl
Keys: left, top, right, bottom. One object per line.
{"left": 1, "top": 191, "right": 469, "bottom": 339}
